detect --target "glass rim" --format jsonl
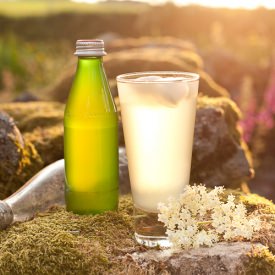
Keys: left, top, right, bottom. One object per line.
{"left": 116, "top": 71, "right": 200, "bottom": 83}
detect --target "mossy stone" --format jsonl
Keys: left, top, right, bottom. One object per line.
{"left": 0, "top": 192, "right": 274, "bottom": 274}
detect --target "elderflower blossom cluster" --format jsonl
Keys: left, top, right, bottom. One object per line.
{"left": 157, "top": 185, "right": 261, "bottom": 249}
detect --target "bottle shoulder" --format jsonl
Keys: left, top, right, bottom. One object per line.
{"left": 66, "top": 68, "right": 117, "bottom": 115}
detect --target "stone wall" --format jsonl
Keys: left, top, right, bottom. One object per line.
{"left": 0, "top": 96, "right": 253, "bottom": 199}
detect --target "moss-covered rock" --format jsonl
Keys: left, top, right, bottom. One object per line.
{"left": 106, "top": 36, "right": 197, "bottom": 55}
{"left": 246, "top": 246, "right": 275, "bottom": 275}
{"left": 0, "top": 102, "right": 64, "bottom": 134}
{"left": 0, "top": 112, "right": 24, "bottom": 184}
{"left": 0, "top": 111, "right": 43, "bottom": 199}
{"left": 24, "top": 125, "right": 63, "bottom": 166}
{"left": 0, "top": 96, "right": 254, "bottom": 198}
{"left": 104, "top": 47, "right": 228, "bottom": 98}
{"left": 0, "top": 192, "right": 273, "bottom": 274}
{"left": 48, "top": 38, "right": 228, "bottom": 102}
{"left": 0, "top": 102, "right": 64, "bottom": 166}
{"left": 191, "top": 96, "right": 254, "bottom": 188}
{"left": 0, "top": 102, "right": 64, "bottom": 199}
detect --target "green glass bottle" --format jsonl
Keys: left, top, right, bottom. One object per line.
{"left": 64, "top": 39, "right": 118, "bottom": 214}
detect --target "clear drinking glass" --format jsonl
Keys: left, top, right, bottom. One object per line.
{"left": 116, "top": 72, "right": 199, "bottom": 247}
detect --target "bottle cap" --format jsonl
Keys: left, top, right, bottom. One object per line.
{"left": 74, "top": 39, "right": 107, "bottom": 56}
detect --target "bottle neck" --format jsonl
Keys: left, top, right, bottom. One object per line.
{"left": 77, "top": 56, "right": 103, "bottom": 72}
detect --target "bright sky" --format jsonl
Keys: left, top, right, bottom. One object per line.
{"left": 73, "top": 0, "right": 275, "bottom": 9}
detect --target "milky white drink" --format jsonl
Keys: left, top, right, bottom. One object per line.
{"left": 117, "top": 72, "right": 199, "bottom": 213}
